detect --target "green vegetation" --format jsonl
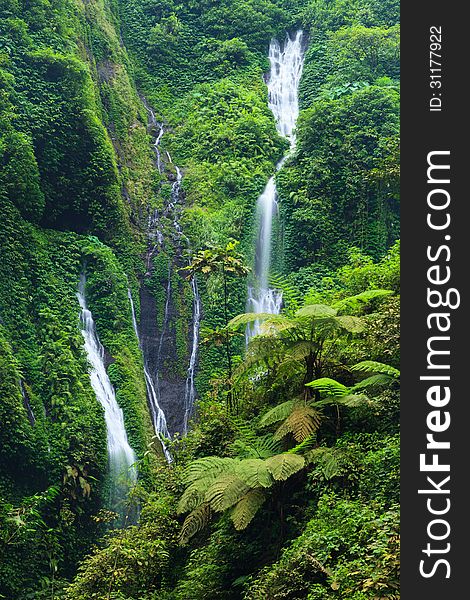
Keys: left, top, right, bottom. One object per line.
{"left": 1, "top": 0, "right": 400, "bottom": 598}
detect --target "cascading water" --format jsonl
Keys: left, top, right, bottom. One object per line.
{"left": 165, "top": 151, "right": 201, "bottom": 433}
{"left": 19, "top": 380, "right": 35, "bottom": 426}
{"left": 183, "top": 276, "right": 201, "bottom": 434}
{"left": 138, "top": 101, "right": 202, "bottom": 436}
{"left": 246, "top": 30, "right": 305, "bottom": 341}
{"left": 128, "top": 289, "right": 172, "bottom": 463}
{"left": 77, "top": 275, "right": 137, "bottom": 517}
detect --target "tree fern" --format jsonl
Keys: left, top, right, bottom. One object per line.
{"left": 273, "top": 405, "right": 322, "bottom": 442}
{"left": 351, "top": 374, "right": 395, "bottom": 391}
{"left": 288, "top": 435, "right": 318, "bottom": 455}
{"left": 205, "top": 474, "right": 250, "bottom": 512}
{"left": 334, "top": 315, "right": 365, "bottom": 333}
{"left": 177, "top": 484, "right": 206, "bottom": 514}
{"left": 265, "top": 453, "right": 305, "bottom": 481}
{"left": 259, "top": 400, "right": 296, "bottom": 427}
{"left": 179, "top": 503, "right": 212, "bottom": 546}
{"left": 231, "top": 489, "right": 266, "bottom": 531}
{"left": 351, "top": 361, "right": 400, "bottom": 379}
{"left": 235, "top": 459, "right": 273, "bottom": 489}
{"left": 307, "top": 377, "right": 349, "bottom": 397}
{"left": 231, "top": 435, "right": 281, "bottom": 460}
{"left": 295, "top": 304, "right": 338, "bottom": 318}
{"left": 184, "top": 456, "right": 236, "bottom": 486}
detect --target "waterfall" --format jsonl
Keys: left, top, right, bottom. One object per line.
{"left": 142, "top": 97, "right": 164, "bottom": 174}
{"left": 246, "top": 30, "right": 305, "bottom": 341}
{"left": 77, "top": 275, "right": 137, "bottom": 516}
{"left": 139, "top": 100, "right": 202, "bottom": 436}
{"left": 183, "top": 277, "right": 201, "bottom": 434}
{"left": 165, "top": 152, "right": 201, "bottom": 431}
{"left": 19, "top": 380, "right": 35, "bottom": 426}
{"left": 128, "top": 289, "right": 172, "bottom": 463}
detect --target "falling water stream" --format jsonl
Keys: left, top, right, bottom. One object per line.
{"left": 128, "top": 289, "right": 172, "bottom": 462}
{"left": 246, "top": 30, "right": 305, "bottom": 340}
{"left": 77, "top": 275, "right": 137, "bottom": 519}
{"left": 137, "top": 100, "right": 202, "bottom": 437}
{"left": 183, "top": 277, "right": 201, "bottom": 434}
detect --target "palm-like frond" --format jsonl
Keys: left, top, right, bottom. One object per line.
{"left": 306, "top": 377, "right": 349, "bottom": 397}
{"left": 179, "top": 503, "right": 212, "bottom": 546}
{"left": 235, "top": 459, "right": 273, "bottom": 489}
{"left": 231, "top": 435, "right": 281, "bottom": 460}
{"left": 295, "top": 304, "right": 338, "bottom": 318}
{"left": 273, "top": 405, "right": 322, "bottom": 442}
{"left": 265, "top": 453, "right": 305, "bottom": 481}
{"left": 351, "top": 360, "right": 400, "bottom": 379}
{"left": 259, "top": 400, "right": 295, "bottom": 428}
{"left": 231, "top": 489, "right": 266, "bottom": 531}
{"left": 184, "top": 456, "right": 236, "bottom": 485}
{"left": 205, "top": 474, "right": 250, "bottom": 512}
{"left": 334, "top": 315, "right": 365, "bottom": 333}
{"left": 229, "top": 313, "right": 291, "bottom": 331}
{"left": 177, "top": 484, "right": 205, "bottom": 514}
{"left": 351, "top": 374, "right": 395, "bottom": 391}
{"left": 288, "top": 435, "right": 318, "bottom": 455}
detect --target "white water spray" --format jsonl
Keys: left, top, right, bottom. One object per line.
{"left": 77, "top": 275, "right": 137, "bottom": 515}
{"left": 247, "top": 31, "right": 305, "bottom": 340}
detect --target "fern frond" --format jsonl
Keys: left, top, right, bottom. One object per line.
{"left": 177, "top": 484, "right": 206, "bottom": 514}
{"left": 184, "top": 457, "right": 236, "bottom": 485}
{"left": 205, "top": 474, "right": 250, "bottom": 512}
{"left": 288, "top": 435, "right": 318, "bottom": 455}
{"left": 334, "top": 315, "right": 365, "bottom": 333}
{"left": 333, "top": 289, "right": 394, "bottom": 314}
{"left": 273, "top": 406, "right": 322, "bottom": 442}
{"left": 306, "top": 377, "right": 349, "bottom": 397}
{"left": 259, "top": 400, "right": 295, "bottom": 428}
{"left": 231, "top": 489, "right": 265, "bottom": 531}
{"left": 351, "top": 374, "right": 394, "bottom": 390}
{"left": 178, "top": 503, "right": 212, "bottom": 546}
{"left": 232, "top": 418, "right": 258, "bottom": 446}
{"left": 235, "top": 459, "right": 273, "bottom": 489}
{"left": 285, "top": 340, "right": 316, "bottom": 361}
{"left": 351, "top": 361, "right": 400, "bottom": 378}
{"left": 259, "top": 317, "right": 297, "bottom": 335}
{"left": 295, "top": 304, "right": 337, "bottom": 319}
{"left": 231, "top": 435, "right": 281, "bottom": 460}
{"left": 265, "top": 453, "right": 305, "bottom": 481}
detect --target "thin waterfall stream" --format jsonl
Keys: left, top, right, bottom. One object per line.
{"left": 136, "top": 100, "right": 202, "bottom": 439}
{"left": 77, "top": 274, "right": 137, "bottom": 520}
{"left": 128, "top": 289, "right": 172, "bottom": 462}
{"left": 246, "top": 30, "right": 305, "bottom": 341}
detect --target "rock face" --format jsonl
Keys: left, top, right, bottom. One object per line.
{"left": 139, "top": 275, "right": 187, "bottom": 436}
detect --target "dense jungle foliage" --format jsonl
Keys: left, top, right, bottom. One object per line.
{"left": 0, "top": 0, "right": 400, "bottom": 598}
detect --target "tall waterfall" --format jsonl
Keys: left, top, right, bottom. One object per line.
{"left": 128, "top": 289, "right": 172, "bottom": 463}
{"left": 77, "top": 275, "right": 137, "bottom": 518}
{"left": 246, "top": 30, "right": 305, "bottom": 340}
